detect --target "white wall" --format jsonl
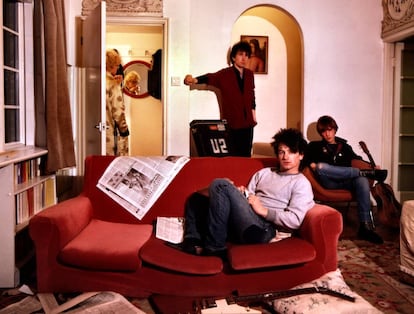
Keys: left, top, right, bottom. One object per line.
{"left": 68, "top": 0, "right": 385, "bottom": 161}
{"left": 231, "top": 16, "right": 287, "bottom": 143}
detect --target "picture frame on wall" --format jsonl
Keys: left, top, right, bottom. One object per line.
{"left": 240, "top": 35, "right": 268, "bottom": 74}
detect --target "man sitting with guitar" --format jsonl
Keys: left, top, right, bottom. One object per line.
{"left": 304, "top": 115, "right": 387, "bottom": 244}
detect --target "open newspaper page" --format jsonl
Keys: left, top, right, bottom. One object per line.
{"left": 155, "top": 217, "right": 185, "bottom": 244}
{"left": 97, "top": 156, "right": 190, "bottom": 220}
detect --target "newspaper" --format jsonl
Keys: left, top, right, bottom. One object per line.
{"left": 155, "top": 217, "right": 185, "bottom": 244}
{"left": 0, "top": 296, "right": 42, "bottom": 314}
{"left": 97, "top": 156, "right": 190, "bottom": 220}
{"left": 36, "top": 292, "right": 146, "bottom": 314}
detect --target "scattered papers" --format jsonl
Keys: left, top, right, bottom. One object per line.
{"left": 0, "top": 296, "right": 42, "bottom": 314}
{"left": 19, "top": 284, "right": 35, "bottom": 295}
{"left": 37, "top": 291, "right": 145, "bottom": 314}
{"left": 155, "top": 217, "right": 185, "bottom": 244}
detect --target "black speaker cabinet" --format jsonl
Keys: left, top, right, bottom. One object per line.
{"left": 189, "top": 120, "right": 232, "bottom": 157}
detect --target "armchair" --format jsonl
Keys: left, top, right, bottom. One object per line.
{"left": 302, "top": 159, "right": 373, "bottom": 203}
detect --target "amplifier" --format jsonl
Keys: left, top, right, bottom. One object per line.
{"left": 189, "top": 120, "right": 232, "bottom": 157}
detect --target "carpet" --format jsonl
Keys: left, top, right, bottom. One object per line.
{"left": 1, "top": 239, "right": 414, "bottom": 313}
{"left": 338, "top": 239, "right": 414, "bottom": 313}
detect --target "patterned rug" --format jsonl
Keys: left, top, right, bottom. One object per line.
{"left": 2, "top": 240, "right": 414, "bottom": 313}
{"left": 338, "top": 239, "right": 414, "bottom": 313}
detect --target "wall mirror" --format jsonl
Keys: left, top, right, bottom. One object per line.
{"left": 123, "top": 60, "right": 151, "bottom": 98}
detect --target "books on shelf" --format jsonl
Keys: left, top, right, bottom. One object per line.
{"left": 0, "top": 146, "right": 54, "bottom": 288}
{"left": 10, "top": 152, "right": 56, "bottom": 228}
{"left": 14, "top": 177, "right": 56, "bottom": 226}
{"left": 14, "top": 157, "right": 41, "bottom": 185}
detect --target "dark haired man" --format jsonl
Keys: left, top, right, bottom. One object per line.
{"left": 181, "top": 128, "right": 315, "bottom": 257}
{"left": 184, "top": 41, "right": 257, "bottom": 156}
{"left": 304, "top": 115, "right": 386, "bottom": 244}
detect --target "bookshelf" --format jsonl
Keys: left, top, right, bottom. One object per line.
{"left": 399, "top": 47, "right": 414, "bottom": 202}
{"left": 0, "top": 146, "right": 56, "bottom": 288}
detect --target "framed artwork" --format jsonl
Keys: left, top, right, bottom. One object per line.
{"left": 240, "top": 35, "right": 268, "bottom": 74}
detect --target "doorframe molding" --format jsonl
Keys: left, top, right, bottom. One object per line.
{"left": 382, "top": 0, "right": 414, "bottom": 42}
{"left": 82, "top": 0, "right": 163, "bottom": 17}
{"left": 382, "top": 42, "right": 399, "bottom": 196}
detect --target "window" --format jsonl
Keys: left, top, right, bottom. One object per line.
{"left": 1, "top": 0, "right": 32, "bottom": 151}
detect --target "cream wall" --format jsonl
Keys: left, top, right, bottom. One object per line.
{"left": 67, "top": 0, "right": 385, "bottom": 162}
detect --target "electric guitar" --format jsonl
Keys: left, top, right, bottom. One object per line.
{"left": 359, "top": 141, "right": 401, "bottom": 228}
{"left": 196, "top": 286, "right": 355, "bottom": 313}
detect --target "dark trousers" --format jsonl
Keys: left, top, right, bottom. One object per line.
{"left": 228, "top": 127, "right": 254, "bottom": 157}
{"left": 184, "top": 180, "right": 275, "bottom": 251}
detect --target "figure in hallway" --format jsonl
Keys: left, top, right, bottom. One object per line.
{"left": 106, "top": 49, "right": 129, "bottom": 156}
{"left": 184, "top": 41, "right": 257, "bottom": 157}
{"left": 113, "top": 48, "right": 125, "bottom": 86}
{"left": 124, "top": 70, "right": 141, "bottom": 96}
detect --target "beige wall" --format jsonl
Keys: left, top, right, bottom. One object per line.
{"left": 67, "top": 1, "right": 385, "bottom": 163}
{"left": 125, "top": 96, "right": 163, "bottom": 156}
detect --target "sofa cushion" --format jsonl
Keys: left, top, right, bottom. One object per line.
{"left": 140, "top": 236, "right": 223, "bottom": 275}
{"left": 228, "top": 237, "right": 316, "bottom": 271}
{"left": 59, "top": 219, "right": 152, "bottom": 271}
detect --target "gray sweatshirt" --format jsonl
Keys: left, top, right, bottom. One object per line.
{"left": 247, "top": 168, "right": 315, "bottom": 230}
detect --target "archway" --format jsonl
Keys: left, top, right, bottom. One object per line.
{"left": 236, "top": 5, "right": 303, "bottom": 130}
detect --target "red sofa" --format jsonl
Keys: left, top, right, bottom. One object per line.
{"left": 29, "top": 156, "right": 342, "bottom": 298}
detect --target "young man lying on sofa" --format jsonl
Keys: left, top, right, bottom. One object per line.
{"left": 180, "top": 128, "right": 315, "bottom": 258}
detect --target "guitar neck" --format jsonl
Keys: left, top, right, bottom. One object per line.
{"left": 359, "top": 141, "right": 376, "bottom": 169}
{"left": 366, "top": 153, "right": 376, "bottom": 169}
{"left": 229, "top": 286, "right": 355, "bottom": 304}
{"left": 198, "top": 287, "right": 356, "bottom": 313}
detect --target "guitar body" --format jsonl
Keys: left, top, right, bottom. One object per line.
{"left": 358, "top": 141, "right": 402, "bottom": 229}
{"left": 371, "top": 182, "right": 401, "bottom": 228}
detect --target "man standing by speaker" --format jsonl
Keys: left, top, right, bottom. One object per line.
{"left": 184, "top": 41, "right": 257, "bottom": 157}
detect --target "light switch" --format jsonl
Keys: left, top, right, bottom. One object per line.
{"left": 171, "top": 76, "right": 181, "bottom": 86}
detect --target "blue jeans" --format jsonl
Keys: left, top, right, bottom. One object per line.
{"left": 313, "top": 162, "right": 372, "bottom": 222}
{"left": 184, "top": 179, "right": 275, "bottom": 251}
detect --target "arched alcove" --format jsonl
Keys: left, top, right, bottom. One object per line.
{"left": 238, "top": 5, "right": 303, "bottom": 130}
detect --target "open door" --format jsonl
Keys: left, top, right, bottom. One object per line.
{"left": 106, "top": 21, "right": 167, "bottom": 156}
{"left": 79, "top": 2, "right": 106, "bottom": 167}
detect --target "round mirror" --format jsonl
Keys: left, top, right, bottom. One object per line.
{"left": 123, "top": 60, "right": 151, "bottom": 98}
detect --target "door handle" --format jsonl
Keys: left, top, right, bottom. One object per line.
{"left": 94, "top": 122, "right": 107, "bottom": 132}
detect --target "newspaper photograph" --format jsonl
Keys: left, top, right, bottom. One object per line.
{"left": 97, "top": 156, "right": 190, "bottom": 220}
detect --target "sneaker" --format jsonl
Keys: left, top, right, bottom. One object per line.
{"left": 203, "top": 247, "right": 228, "bottom": 261}
{"left": 182, "top": 237, "right": 203, "bottom": 255}
{"left": 165, "top": 237, "right": 203, "bottom": 255}
{"left": 357, "top": 223, "right": 384, "bottom": 244}
{"left": 360, "top": 169, "right": 388, "bottom": 182}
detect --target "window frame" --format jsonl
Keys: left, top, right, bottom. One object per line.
{"left": 1, "top": 1, "right": 34, "bottom": 152}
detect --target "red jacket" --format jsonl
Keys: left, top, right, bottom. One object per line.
{"left": 206, "top": 67, "right": 256, "bottom": 129}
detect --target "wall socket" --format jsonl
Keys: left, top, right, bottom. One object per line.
{"left": 171, "top": 76, "right": 181, "bottom": 86}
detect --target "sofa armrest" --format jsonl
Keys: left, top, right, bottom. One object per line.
{"left": 299, "top": 204, "right": 343, "bottom": 271}
{"left": 29, "top": 195, "right": 94, "bottom": 268}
